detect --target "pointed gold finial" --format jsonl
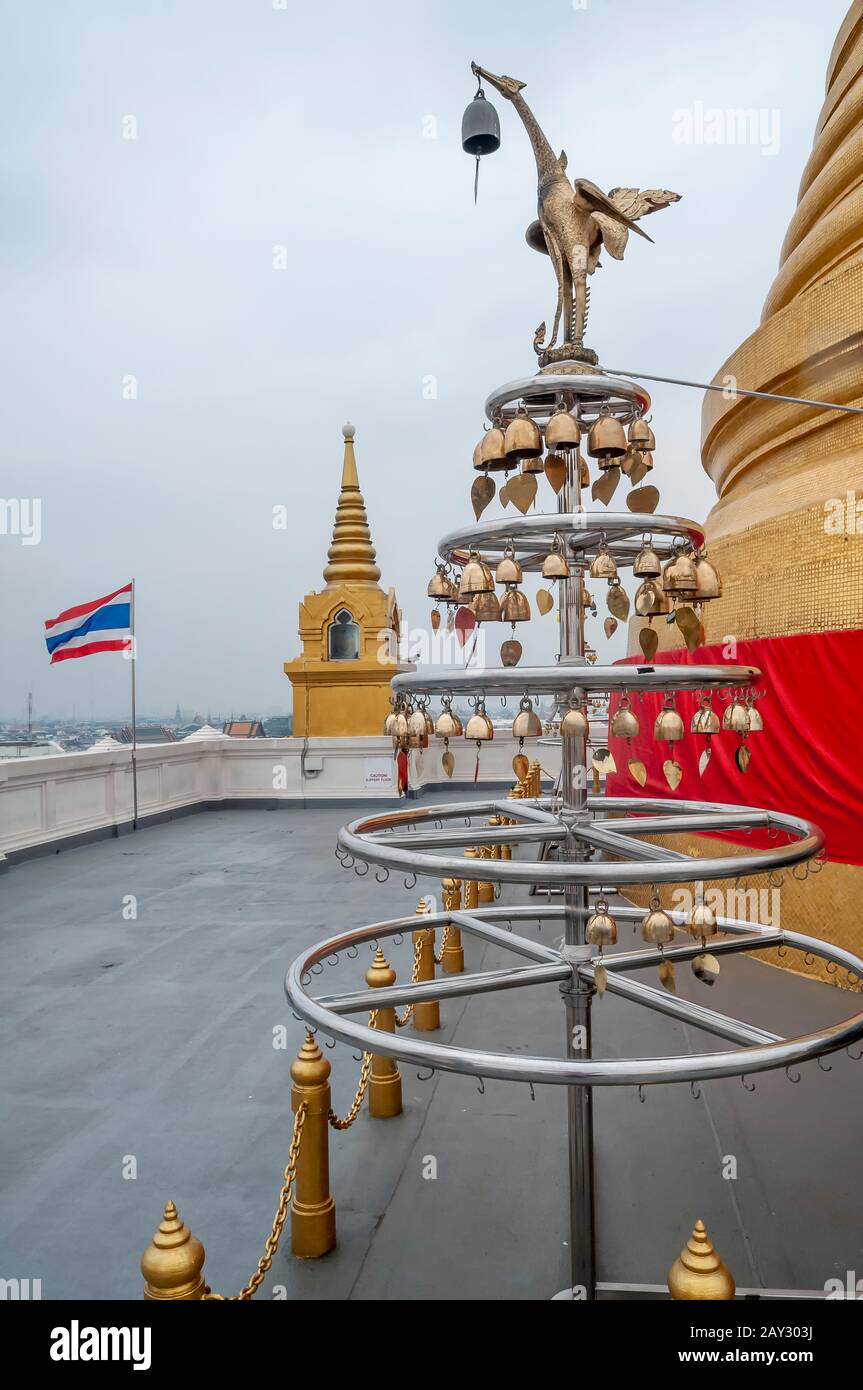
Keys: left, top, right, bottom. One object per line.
{"left": 141, "top": 1199, "right": 207, "bottom": 1300}
{"left": 322, "top": 424, "right": 382, "bottom": 587}
{"left": 668, "top": 1219, "right": 736, "bottom": 1300}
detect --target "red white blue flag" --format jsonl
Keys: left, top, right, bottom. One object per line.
{"left": 44, "top": 582, "right": 133, "bottom": 664}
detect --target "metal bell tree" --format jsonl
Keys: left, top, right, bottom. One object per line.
{"left": 286, "top": 65, "right": 863, "bottom": 1300}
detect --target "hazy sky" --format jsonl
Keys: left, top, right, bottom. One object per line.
{"left": 0, "top": 0, "right": 849, "bottom": 721}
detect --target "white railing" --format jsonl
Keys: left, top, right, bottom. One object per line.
{"left": 0, "top": 736, "right": 561, "bottom": 861}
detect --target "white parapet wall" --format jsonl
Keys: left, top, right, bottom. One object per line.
{"left": 0, "top": 736, "right": 562, "bottom": 862}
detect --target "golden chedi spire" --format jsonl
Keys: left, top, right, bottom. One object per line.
{"left": 700, "top": 0, "right": 863, "bottom": 643}
{"left": 322, "top": 423, "right": 382, "bottom": 588}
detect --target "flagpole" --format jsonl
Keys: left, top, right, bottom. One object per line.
{"left": 130, "top": 578, "right": 138, "bottom": 831}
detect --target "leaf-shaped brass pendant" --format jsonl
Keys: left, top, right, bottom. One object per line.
{"left": 692, "top": 953, "right": 720, "bottom": 985}
{"left": 536, "top": 588, "right": 554, "bottom": 616}
{"left": 736, "top": 744, "right": 751, "bottom": 773}
{"left": 592, "top": 466, "right": 621, "bottom": 506}
{"left": 544, "top": 454, "right": 567, "bottom": 494}
{"left": 594, "top": 962, "right": 608, "bottom": 997}
{"left": 628, "top": 758, "right": 647, "bottom": 787}
{"left": 442, "top": 750, "right": 454, "bottom": 779}
{"left": 508, "top": 472, "right": 537, "bottom": 515}
{"left": 607, "top": 585, "right": 630, "bottom": 621}
{"left": 500, "top": 639, "right": 522, "bottom": 666}
{"left": 663, "top": 758, "right": 683, "bottom": 790}
{"left": 471, "top": 474, "right": 495, "bottom": 520}
{"left": 658, "top": 959, "right": 676, "bottom": 993}
{"left": 698, "top": 746, "right": 711, "bottom": 777}
{"left": 499, "top": 480, "right": 511, "bottom": 508}
{"left": 512, "top": 752, "right": 529, "bottom": 781}
{"left": 604, "top": 617, "right": 618, "bottom": 639}
{"left": 627, "top": 484, "right": 660, "bottom": 514}
{"left": 628, "top": 453, "right": 650, "bottom": 486}
{"left": 430, "top": 608, "right": 440, "bottom": 632}
{"left": 676, "top": 605, "right": 702, "bottom": 654}
{"left": 593, "top": 749, "right": 617, "bottom": 775}
{"left": 639, "top": 625, "right": 659, "bottom": 661}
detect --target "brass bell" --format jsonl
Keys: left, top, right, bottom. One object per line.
{"left": 747, "top": 701, "right": 764, "bottom": 732}
{"left": 587, "top": 408, "right": 627, "bottom": 460}
{"left": 384, "top": 710, "right": 398, "bottom": 736}
{"left": 560, "top": 705, "right": 588, "bottom": 738}
{"left": 691, "top": 701, "right": 720, "bottom": 735}
{"left": 542, "top": 536, "right": 570, "bottom": 579}
{"left": 504, "top": 410, "right": 542, "bottom": 460}
{"left": 688, "top": 901, "right": 717, "bottom": 937}
{"left": 500, "top": 586, "right": 531, "bottom": 623}
{"left": 408, "top": 708, "right": 430, "bottom": 740}
{"left": 642, "top": 903, "right": 674, "bottom": 944}
{"left": 611, "top": 697, "right": 640, "bottom": 740}
{"left": 472, "top": 590, "right": 501, "bottom": 623}
{"left": 459, "top": 551, "right": 494, "bottom": 598}
{"left": 586, "top": 901, "right": 617, "bottom": 948}
{"left": 628, "top": 417, "right": 652, "bottom": 447}
{"left": 472, "top": 438, "right": 485, "bottom": 472}
{"left": 428, "top": 563, "right": 455, "bottom": 600}
{"left": 722, "top": 699, "right": 750, "bottom": 734}
{"left": 393, "top": 708, "right": 410, "bottom": 739}
{"left": 544, "top": 404, "right": 581, "bottom": 452}
{"left": 590, "top": 543, "right": 617, "bottom": 580}
{"left": 692, "top": 953, "right": 721, "bottom": 985}
{"left": 521, "top": 453, "right": 545, "bottom": 474}
{"left": 634, "top": 542, "right": 662, "bottom": 578}
{"left": 634, "top": 579, "right": 663, "bottom": 617}
{"left": 435, "top": 702, "right": 462, "bottom": 739}
{"left": 663, "top": 550, "right": 698, "bottom": 600}
{"left": 694, "top": 554, "right": 722, "bottom": 601}
{"left": 579, "top": 453, "right": 591, "bottom": 487}
{"left": 512, "top": 697, "right": 542, "bottom": 740}
{"left": 496, "top": 544, "right": 523, "bottom": 585}
{"left": 479, "top": 424, "right": 510, "bottom": 472}
{"left": 581, "top": 582, "right": 593, "bottom": 609}
{"left": 466, "top": 702, "right": 494, "bottom": 741}
{"left": 654, "top": 699, "right": 684, "bottom": 742}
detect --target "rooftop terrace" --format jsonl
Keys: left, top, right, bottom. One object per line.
{"left": 1, "top": 803, "right": 861, "bottom": 1300}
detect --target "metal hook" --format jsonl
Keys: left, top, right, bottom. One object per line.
{"left": 637, "top": 1085, "right": 646, "bottom": 1103}
{"left": 291, "top": 1011, "right": 304, "bottom": 1022}
{"left": 352, "top": 1050, "right": 363, "bottom": 1062}
{"left": 355, "top": 861, "right": 369, "bottom": 877}
{"left": 785, "top": 1065, "right": 802, "bottom": 1084}
{"left": 392, "top": 933, "right": 405, "bottom": 946}
{"left": 307, "top": 1024, "right": 318, "bottom": 1036}
{"left": 825, "top": 960, "right": 838, "bottom": 975}
{"left": 804, "top": 952, "right": 815, "bottom": 967}
{"left": 346, "top": 945, "right": 358, "bottom": 959}
{"left": 416, "top": 1067, "right": 435, "bottom": 1081}
{"left": 846, "top": 1045, "right": 863, "bottom": 1061}
{"left": 300, "top": 972, "right": 312, "bottom": 988}
{"left": 343, "top": 854, "right": 355, "bottom": 870}
{"left": 741, "top": 1074, "right": 755, "bottom": 1093}
{"left": 528, "top": 1082, "right": 536, "bottom": 1102}
{"left": 817, "top": 1056, "right": 832, "bottom": 1073}
{"left": 324, "top": 1037, "right": 336, "bottom": 1050}
{"left": 690, "top": 1081, "right": 701, "bottom": 1100}
{"left": 375, "top": 867, "right": 390, "bottom": 884}
{"left": 403, "top": 872, "right": 417, "bottom": 890}
{"left": 327, "top": 953, "right": 340, "bottom": 967}
{"left": 476, "top": 1076, "right": 486, "bottom": 1095}
{"left": 310, "top": 962, "right": 324, "bottom": 976}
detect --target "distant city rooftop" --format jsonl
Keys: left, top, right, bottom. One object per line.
{"left": 1, "top": 803, "right": 860, "bottom": 1300}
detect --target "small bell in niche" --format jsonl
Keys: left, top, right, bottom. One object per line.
{"left": 462, "top": 73, "right": 501, "bottom": 203}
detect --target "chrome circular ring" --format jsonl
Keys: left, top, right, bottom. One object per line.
{"left": 484, "top": 371, "right": 649, "bottom": 426}
{"left": 393, "top": 663, "right": 759, "bottom": 699}
{"left": 439, "top": 510, "right": 705, "bottom": 571}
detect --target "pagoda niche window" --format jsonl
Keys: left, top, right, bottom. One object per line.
{"left": 328, "top": 608, "right": 360, "bottom": 661}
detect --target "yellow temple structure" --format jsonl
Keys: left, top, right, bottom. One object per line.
{"left": 285, "top": 424, "right": 409, "bottom": 736}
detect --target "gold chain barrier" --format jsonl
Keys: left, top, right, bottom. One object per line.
{"left": 327, "top": 1011, "right": 379, "bottom": 1129}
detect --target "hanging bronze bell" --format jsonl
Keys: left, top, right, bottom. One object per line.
{"left": 393, "top": 708, "right": 410, "bottom": 739}
{"left": 587, "top": 410, "right": 627, "bottom": 460}
{"left": 500, "top": 586, "right": 531, "bottom": 623}
{"left": 408, "top": 708, "right": 431, "bottom": 740}
{"left": 694, "top": 554, "right": 722, "bottom": 601}
{"left": 590, "top": 544, "right": 617, "bottom": 580}
{"left": 542, "top": 544, "right": 570, "bottom": 578}
{"left": 384, "top": 709, "right": 398, "bottom": 736}
{"left": 691, "top": 702, "right": 720, "bottom": 735}
{"left": 747, "top": 701, "right": 764, "bottom": 732}
{"left": 521, "top": 453, "right": 545, "bottom": 474}
{"left": 634, "top": 542, "right": 662, "bottom": 578}
{"left": 545, "top": 405, "right": 581, "bottom": 452}
{"left": 512, "top": 698, "right": 542, "bottom": 739}
{"left": 435, "top": 706, "right": 462, "bottom": 739}
{"left": 480, "top": 425, "right": 509, "bottom": 472}
{"left": 458, "top": 551, "right": 494, "bottom": 598}
{"left": 628, "top": 417, "right": 652, "bottom": 448}
{"left": 611, "top": 699, "right": 640, "bottom": 739}
{"left": 472, "top": 439, "right": 484, "bottom": 472}
{"left": 586, "top": 901, "right": 618, "bottom": 948}
{"left": 472, "top": 590, "right": 501, "bottom": 623}
{"left": 654, "top": 701, "right": 684, "bottom": 742}
{"left": 579, "top": 453, "right": 591, "bottom": 487}
{"left": 642, "top": 904, "right": 674, "bottom": 944}
{"left": 662, "top": 551, "right": 698, "bottom": 600}
{"left": 465, "top": 704, "right": 494, "bottom": 741}
{"left": 462, "top": 87, "right": 501, "bottom": 155}
{"left": 428, "top": 563, "right": 455, "bottom": 600}
{"left": 495, "top": 545, "right": 523, "bottom": 585}
{"left": 560, "top": 705, "right": 589, "bottom": 738}
{"left": 504, "top": 411, "right": 542, "bottom": 460}
{"left": 722, "top": 699, "right": 750, "bottom": 734}
{"left": 688, "top": 901, "right": 717, "bottom": 937}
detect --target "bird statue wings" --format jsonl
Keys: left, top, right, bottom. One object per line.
{"left": 590, "top": 186, "right": 682, "bottom": 261}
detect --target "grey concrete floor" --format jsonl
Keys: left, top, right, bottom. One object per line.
{"left": 0, "top": 804, "right": 861, "bottom": 1301}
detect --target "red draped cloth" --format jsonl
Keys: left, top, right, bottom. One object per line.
{"left": 606, "top": 631, "right": 863, "bottom": 866}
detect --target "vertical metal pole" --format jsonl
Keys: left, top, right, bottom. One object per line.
{"left": 130, "top": 578, "right": 139, "bottom": 831}
{"left": 558, "top": 432, "right": 596, "bottom": 1300}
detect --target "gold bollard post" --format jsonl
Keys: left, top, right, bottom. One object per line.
{"left": 141, "top": 1200, "right": 207, "bottom": 1300}
{"left": 668, "top": 1220, "right": 735, "bottom": 1300}
{"left": 412, "top": 899, "right": 440, "bottom": 1031}
{"left": 463, "top": 857, "right": 479, "bottom": 911}
{"left": 365, "top": 949, "right": 403, "bottom": 1117}
{"left": 440, "top": 877, "right": 464, "bottom": 973}
{"left": 290, "top": 1033, "right": 337, "bottom": 1259}
{"left": 478, "top": 843, "right": 495, "bottom": 903}
{"left": 488, "top": 814, "right": 502, "bottom": 860}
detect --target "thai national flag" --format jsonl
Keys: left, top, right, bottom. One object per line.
{"left": 45, "top": 582, "right": 133, "bottom": 664}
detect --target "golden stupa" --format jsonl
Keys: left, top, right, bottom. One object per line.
{"left": 665, "top": 1, "right": 863, "bottom": 983}
{"left": 285, "top": 425, "right": 410, "bottom": 736}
